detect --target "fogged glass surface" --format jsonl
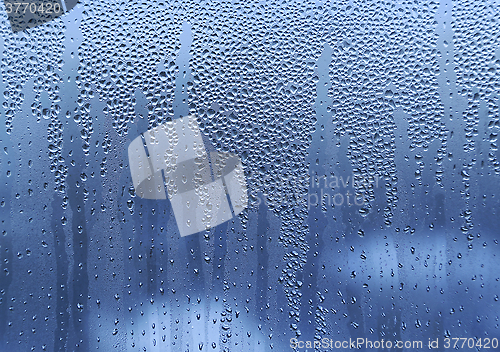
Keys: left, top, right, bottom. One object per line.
{"left": 0, "top": 0, "right": 499, "bottom": 351}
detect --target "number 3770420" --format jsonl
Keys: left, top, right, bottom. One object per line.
{"left": 444, "top": 338, "right": 498, "bottom": 349}
{"left": 4, "top": 2, "right": 62, "bottom": 14}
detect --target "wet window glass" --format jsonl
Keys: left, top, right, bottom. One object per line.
{"left": 0, "top": 0, "right": 499, "bottom": 351}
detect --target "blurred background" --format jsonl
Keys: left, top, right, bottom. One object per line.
{"left": 0, "top": 0, "right": 499, "bottom": 351}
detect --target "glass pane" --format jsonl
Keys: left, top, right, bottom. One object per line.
{"left": 0, "top": 0, "right": 498, "bottom": 351}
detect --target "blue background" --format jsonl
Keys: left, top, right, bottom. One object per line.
{"left": 0, "top": 0, "right": 499, "bottom": 351}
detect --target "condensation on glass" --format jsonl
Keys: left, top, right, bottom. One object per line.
{"left": 0, "top": 0, "right": 498, "bottom": 351}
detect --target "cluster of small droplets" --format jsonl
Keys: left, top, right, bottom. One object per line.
{"left": 449, "top": 0, "right": 500, "bottom": 268}
{"left": 326, "top": 0, "right": 449, "bottom": 224}
{"left": 452, "top": 0, "right": 500, "bottom": 171}
{"left": 74, "top": 0, "right": 475, "bottom": 344}
{"left": 76, "top": 0, "right": 187, "bottom": 136}
{"left": 1, "top": 0, "right": 497, "bottom": 348}
{"left": 186, "top": 1, "right": 323, "bottom": 334}
{"left": 1, "top": 18, "right": 67, "bottom": 193}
